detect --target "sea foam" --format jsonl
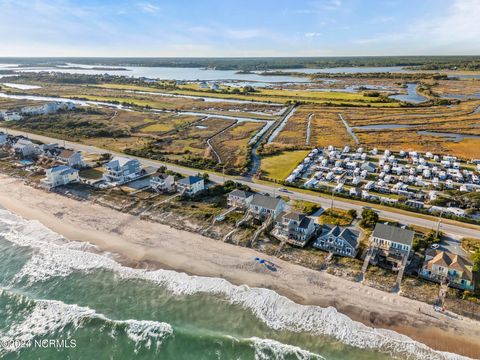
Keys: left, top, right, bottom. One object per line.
{"left": 0, "top": 288, "right": 173, "bottom": 355}
{"left": 251, "top": 337, "right": 325, "bottom": 360}
{"left": 0, "top": 208, "right": 472, "bottom": 360}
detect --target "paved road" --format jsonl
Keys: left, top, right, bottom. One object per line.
{"left": 2, "top": 128, "right": 480, "bottom": 239}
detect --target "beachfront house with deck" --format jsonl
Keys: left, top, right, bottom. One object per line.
{"left": 177, "top": 176, "right": 205, "bottom": 196}
{"left": 313, "top": 225, "right": 359, "bottom": 257}
{"left": 55, "top": 149, "right": 84, "bottom": 168}
{"left": 227, "top": 190, "right": 254, "bottom": 209}
{"left": 150, "top": 173, "right": 176, "bottom": 193}
{"left": 248, "top": 194, "right": 284, "bottom": 221}
{"left": 420, "top": 249, "right": 475, "bottom": 291}
{"left": 42, "top": 165, "right": 79, "bottom": 189}
{"left": 272, "top": 211, "right": 317, "bottom": 247}
{"left": 13, "top": 139, "right": 39, "bottom": 158}
{"left": 103, "top": 156, "right": 142, "bottom": 185}
{"left": 369, "top": 223, "right": 414, "bottom": 269}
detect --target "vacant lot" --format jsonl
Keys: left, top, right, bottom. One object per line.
{"left": 260, "top": 150, "right": 310, "bottom": 181}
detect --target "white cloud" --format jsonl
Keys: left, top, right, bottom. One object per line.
{"left": 138, "top": 2, "right": 160, "bottom": 13}
{"left": 295, "top": 0, "right": 342, "bottom": 14}
{"left": 305, "top": 32, "right": 321, "bottom": 37}
{"left": 353, "top": 0, "right": 480, "bottom": 54}
{"left": 411, "top": 0, "right": 480, "bottom": 44}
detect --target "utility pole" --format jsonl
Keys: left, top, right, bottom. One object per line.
{"left": 436, "top": 209, "right": 443, "bottom": 239}
{"left": 331, "top": 187, "right": 335, "bottom": 209}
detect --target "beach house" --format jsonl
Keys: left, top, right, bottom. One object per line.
{"left": 42, "top": 165, "right": 79, "bottom": 189}
{"left": 56, "top": 149, "right": 84, "bottom": 168}
{"left": 0, "top": 102, "right": 76, "bottom": 121}
{"left": 272, "top": 211, "right": 317, "bottom": 247}
{"left": 248, "top": 194, "right": 284, "bottom": 220}
{"left": 150, "top": 173, "right": 176, "bottom": 193}
{"left": 227, "top": 189, "right": 254, "bottom": 208}
{"left": 103, "top": 156, "right": 142, "bottom": 185}
{"left": 177, "top": 176, "right": 205, "bottom": 196}
{"left": 420, "top": 249, "right": 475, "bottom": 291}
{"left": 369, "top": 223, "right": 414, "bottom": 269}
{"left": 13, "top": 139, "right": 38, "bottom": 158}
{"left": 313, "top": 225, "right": 359, "bottom": 257}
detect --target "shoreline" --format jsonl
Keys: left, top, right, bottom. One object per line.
{"left": 0, "top": 174, "right": 479, "bottom": 358}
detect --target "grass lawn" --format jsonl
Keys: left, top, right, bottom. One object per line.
{"left": 317, "top": 208, "right": 354, "bottom": 226}
{"left": 260, "top": 150, "right": 310, "bottom": 181}
{"left": 79, "top": 167, "right": 104, "bottom": 180}
{"left": 141, "top": 123, "right": 174, "bottom": 133}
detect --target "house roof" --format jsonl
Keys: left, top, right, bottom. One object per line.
{"left": 372, "top": 223, "right": 414, "bottom": 246}
{"left": 58, "top": 149, "right": 76, "bottom": 159}
{"left": 298, "top": 216, "right": 314, "bottom": 229}
{"left": 250, "top": 194, "right": 282, "bottom": 211}
{"left": 105, "top": 156, "right": 136, "bottom": 169}
{"left": 154, "top": 173, "right": 173, "bottom": 180}
{"left": 361, "top": 162, "right": 377, "bottom": 170}
{"left": 14, "top": 139, "right": 33, "bottom": 147}
{"left": 281, "top": 211, "right": 313, "bottom": 229}
{"left": 178, "top": 175, "right": 203, "bottom": 185}
{"left": 283, "top": 211, "right": 304, "bottom": 222}
{"left": 49, "top": 165, "right": 78, "bottom": 176}
{"left": 323, "top": 225, "right": 359, "bottom": 248}
{"left": 229, "top": 189, "right": 253, "bottom": 199}
{"left": 426, "top": 249, "right": 473, "bottom": 281}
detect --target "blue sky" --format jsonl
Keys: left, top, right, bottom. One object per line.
{"left": 1, "top": 0, "right": 479, "bottom": 57}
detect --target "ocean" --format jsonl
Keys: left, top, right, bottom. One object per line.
{"left": 0, "top": 208, "right": 467, "bottom": 360}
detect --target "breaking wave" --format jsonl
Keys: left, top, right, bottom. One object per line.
{"left": 251, "top": 337, "right": 325, "bottom": 360}
{"left": 0, "top": 208, "right": 471, "bottom": 360}
{"left": 0, "top": 288, "right": 173, "bottom": 356}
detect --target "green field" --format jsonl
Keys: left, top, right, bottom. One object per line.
{"left": 260, "top": 150, "right": 310, "bottom": 180}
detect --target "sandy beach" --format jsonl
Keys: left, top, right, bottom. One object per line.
{"left": 0, "top": 173, "right": 479, "bottom": 358}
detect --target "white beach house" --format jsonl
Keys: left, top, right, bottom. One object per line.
{"left": 150, "top": 173, "right": 176, "bottom": 193}
{"left": 103, "top": 156, "right": 142, "bottom": 185}
{"left": 43, "top": 165, "right": 80, "bottom": 188}
{"left": 177, "top": 176, "right": 205, "bottom": 196}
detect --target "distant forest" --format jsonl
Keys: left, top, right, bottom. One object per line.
{"left": 1, "top": 56, "right": 480, "bottom": 71}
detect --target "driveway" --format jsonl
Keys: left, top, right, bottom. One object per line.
{"left": 437, "top": 236, "right": 468, "bottom": 257}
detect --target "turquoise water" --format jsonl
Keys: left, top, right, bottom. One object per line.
{"left": 0, "top": 209, "right": 464, "bottom": 360}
